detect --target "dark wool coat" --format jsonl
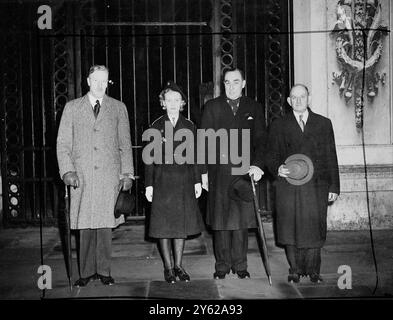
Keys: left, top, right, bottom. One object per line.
{"left": 266, "top": 109, "right": 340, "bottom": 248}
{"left": 200, "top": 95, "right": 267, "bottom": 230}
{"left": 145, "top": 114, "right": 203, "bottom": 238}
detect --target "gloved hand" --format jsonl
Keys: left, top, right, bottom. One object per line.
{"left": 201, "top": 173, "right": 208, "bottom": 191}
{"left": 120, "top": 177, "right": 133, "bottom": 191}
{"left": 63, "top": 172, "right": 79, "bottom": 188}
{"left": 328, "top": 192, "right": 338, "bottom": 202}
{"left": 248, "top": 165, "right": 264, "bottom": 182}
{"left": 145, "top": 186, "right": 153, "bottom": 202}
{"left": 278, "top": 164, "right": 290, "bottom": 178}
{"left": 195, "top": 183, "right": 202, "bottom": 199}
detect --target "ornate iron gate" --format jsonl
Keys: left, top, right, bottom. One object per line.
{"left": 0, "top": 0, "right": 292, "bottom": 226}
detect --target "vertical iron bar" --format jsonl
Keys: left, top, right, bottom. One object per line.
{"left": 29, "top": 30, "right": 37, "bottom": 221}
{"left": 186, "top": 0, "right": 190, "bottom": 119}
{"left": 232, "top": 0, "right": 237, "bottom": 68}
{"left": 199, "top": 0, "right": 203, "bottom": 84}
{"left": 212, "top": 0, "right": 221, "bottom": 97}
{"left": 74, "top": 3, "right": 82, "bottom": 99}
{"left": 131, "top": 0, "right": 139, "bottom": 216}
{"left": 159, "top": 0, "right": 163, "bottom": 86}
{"left": 104, "top": 0, "right": 109, "bottom": 95}
{"left": 288, "top": 0, "right": 294, "bottom": 87}
{"left": 145, "top": 0, "right": 150, "bottom": 124}
{"left": 91, "top": 3, "right": 95, "bottom": 66}
{"left": 243, "top": 0, "right": 247, "bottom": 96}
{"left": 18, "top": 39, "right": 26, "bottom": 221}
{"left": 118, "top": 0, "right": 123, "bottom": 101}
{"left": 254, "top": 0, "right": 258, "bottom": 100}
{"left": 172, "top": 0, "right": 176, "bottom": 82}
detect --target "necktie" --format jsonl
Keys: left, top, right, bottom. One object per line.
{"left": 227, "top": 98, "right": 240, "bottom": 115}
{"left": 299, "top": 114, "right": 305, "bottom": 132}
{"left": 171, "top": 117, "right": 176, "bottom": 127}
{"left": 94, "top": 100, "right": 100, "bottom": 118}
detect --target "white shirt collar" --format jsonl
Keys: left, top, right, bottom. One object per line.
{"left": 88, "top": 93, "right": 103, "bottom": 109}
{"left": 293, "top": 109, "right": 309, "bottom": 124}
{"left": 167, "top": 113, "right": 179, "bottom": 125}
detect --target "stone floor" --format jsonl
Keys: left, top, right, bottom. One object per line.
{"left": 0, "top": 222, "right": 392, "bottom": 300}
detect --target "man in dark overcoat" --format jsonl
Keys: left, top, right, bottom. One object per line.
{"left": 266, "top": 84, "right": 340, "bottom": 283}
{"left": 200, "top": 68, "right": 267, "bottom": 279}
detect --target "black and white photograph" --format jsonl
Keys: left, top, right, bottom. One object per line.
{"left": 0, "top": 0, "right": 392, "bottom": 309}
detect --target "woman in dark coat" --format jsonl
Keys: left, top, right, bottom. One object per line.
{"left": 144, "top": 81, "right": 203, "bottom": 283}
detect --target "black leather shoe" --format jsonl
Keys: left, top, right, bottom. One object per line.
{"left": 164, "top": 269, "right": 176, "bottom": 284}
{"left": 213, "top": 271, "right": 229, "bottom": 280}
{"left": 288, "top": 273, "right": 300, "bottom": 283}
{"left": 74, "top": 276, "right": 93, "bottom": 287}
{"left": 174, "top": 266, "right": 190, "bottom": 282}
{"left": 237, "top": 270, "right": 250, "bottom": 279}
{"left": 97, "top": 274, "right": 115, "bottom": 286}
{"left": 310, "top": 273, "right": 323, "bottom": 283}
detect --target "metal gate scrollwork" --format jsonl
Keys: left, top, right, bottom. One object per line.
{"left": 219, "top": 0, "right": 235, "bottom": 75}
{"left": 0, "top": 0, "right": 292, "bottom": 225}
{"left": 1, "top": 7, "right": 24, "bottom": 223}
{"left": 265, "top": 0, "right": 291, "bottom": 123}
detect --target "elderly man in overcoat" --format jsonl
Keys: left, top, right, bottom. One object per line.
{"left": 200, "top": 68, "right": 267, "bottom": 279}
{"left": 57, "top": 65, "right": 134, "bottom": 286}
{"left": 266, "top": 84, "right": 340, "bottom": 283}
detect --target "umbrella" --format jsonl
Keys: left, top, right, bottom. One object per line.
{"left": 250, "top": 176, "right": 272, "bottom": 286}
{"left": 64, "top": 185, "right": 73, "bottom": 291}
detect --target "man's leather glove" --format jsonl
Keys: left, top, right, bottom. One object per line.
{"left": 63, "top": 172, "right": 79, "bottom": 188}
{"left": 120, "top": 177, "right": 133, "bottom": 191}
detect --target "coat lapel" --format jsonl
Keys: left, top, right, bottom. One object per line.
{"left": 221, "top": 96, "right": 236, "bottom": 118}
{"left": 80, "top": 94, "right": 96, "bottom": 123}
{"left": 234, "top": 96, "right": 245, "bottom": 120}
{"left": 223, "top": 96, "right": 245, "bottom": 126}
{"left": 303, "top": 109, "right": 317, "bottom": 135}
{"left": 288, "top": 111, "right": 304, "bottom": 137}
{"left": 96, "top": 94, "right": 110, "bottom": 122}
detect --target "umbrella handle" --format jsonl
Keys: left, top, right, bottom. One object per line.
{"left": 250, "top": 174, "right": 257, "bottom": 195}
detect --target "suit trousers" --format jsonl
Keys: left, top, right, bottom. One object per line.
{"left": 79, "top": 228, "right": 112, "bottom": 278}
{"left": 214, "top": 229, "right": 248, "bottom": 273}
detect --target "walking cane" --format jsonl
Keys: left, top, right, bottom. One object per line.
{"left": 64, "top": 185, "right": 73, "bottom": 291}
{"left": 250, "top": 175, "right": 272, "bottom": 286}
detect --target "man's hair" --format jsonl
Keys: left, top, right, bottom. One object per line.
{"left": 223, "top": 67, "right": 245, "bottom": 81}
{"left": 290, "top": 83, "right": 309, "bottom": 96}
{"left": 88, "top": 65, "right": 109, "bottom": 76}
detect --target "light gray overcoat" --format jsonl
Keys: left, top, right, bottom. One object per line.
{"left": 57, "top": 94, "right": 134, "bottom": 229}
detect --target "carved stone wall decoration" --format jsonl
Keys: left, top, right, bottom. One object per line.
{"left": 331, "top": 0, "right": 388, "bottom": 129}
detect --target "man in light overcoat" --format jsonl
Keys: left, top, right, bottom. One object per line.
{"left": 57, "top": 65, "right": 134, "bottom": 286}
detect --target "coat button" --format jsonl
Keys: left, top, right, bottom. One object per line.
{"left": 94, "top": 166, "right": 98, "bottom": 170}
{"left": 94, "top": 147, "right": 98, "bottom": 151}
{"left": 94, "top": 128, "right": 98, "bottom": 132}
